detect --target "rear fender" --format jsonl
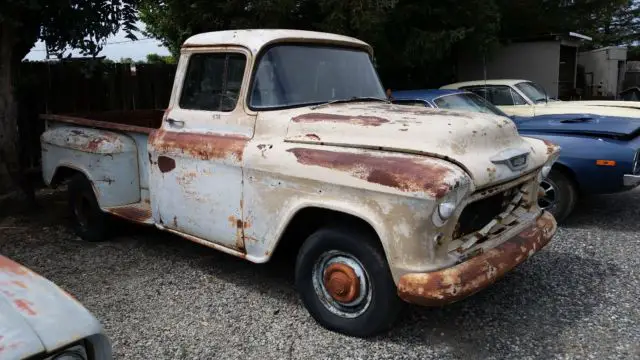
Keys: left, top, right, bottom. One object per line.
{"left": 41, "top": 126, "right": 141, "bottom": 207}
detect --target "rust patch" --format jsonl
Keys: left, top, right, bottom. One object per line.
{"left": 151, "top": 130, "right": 248, "bottom": 162}
{"left": 228, "top": 216, "right": 249, "bottom": 251}
{"left": 397, "top": 211, "right": 557, "bottom": 306}
{"left": 108, "top": 205, "right": 152, "bottom": 224}
{"left": 14, "top": 299, "right": 36, "bottom": 316}
{"left": 287, "top": 148, "right": 454, "bottom": 197}
{"left": 323, "top": 263, "right": 361, "bottom": 303}
{"left": 305, "top": 133, "right": 321, "bottom": 141}
{"left": 543, "top": 139, "right": 560, "bottom": 155}
{"left": 0, "top": 256, "right": 30, "bottom": 276}
{"left": 292, "top": 113, "right": 389, "bottom": 127}
{"left": 11, "top": 281, "right": 27, "bottom": 289}
{"left": 157, "top": 156, "right": 176, "bottom": 173}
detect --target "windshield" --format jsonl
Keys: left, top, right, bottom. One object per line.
{"left": 249, "top": 44, "right": 386, "bottom": 109}
{"left": 434, "top": 93, "right": 510, "bottom": 117}
{"left": 515, "top": 81, "right": 548, "bottom": 103}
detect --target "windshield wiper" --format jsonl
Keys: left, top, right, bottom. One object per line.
{"left": 311, "top": 96, "right": 390, "bottom": 109}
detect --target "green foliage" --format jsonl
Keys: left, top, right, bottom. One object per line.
{"left": 138, "top": 0, "right": 501, "bottom": 87}
{"left": 146, "top": 53, "right": 176, "bottom": 64}
{"left": 0, "top": 0, "right": 139, "bottom": 60}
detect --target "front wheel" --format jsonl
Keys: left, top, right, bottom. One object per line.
{"left": 538, "top": 168, "right": 577, "bottom": 223}
{"left": 295, "top": 226, "right": 403, "bottom": 337}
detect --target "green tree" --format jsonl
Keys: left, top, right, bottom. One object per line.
{"left": 138, "top": 0, "right": 501, "bottom": 87}
{"left": 0, "top": 0, "right": 138, "bottom": 198}
{"left": 496, "top": 0, "right": 638, "bottom": 47}
{"left": 145, "top": 53, "right": 176, "bottom": 64}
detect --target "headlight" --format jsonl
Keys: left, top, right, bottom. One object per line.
{"left": 539, "top": 152, "right": 560, "bottom": 181}
{"left": 53, "top": 353, "right": 85, "bottom": 360}
{"left": 49, "top": 345, "right": 87, "bottom": 360}
{"left": 541, "top": 162, "right": 553, "bottom": 178}
{"left": 431, "top": 178, "right": 470, "bottom": 227}
{"left": 438, "top": 200, "right": 457, "bottom": 220}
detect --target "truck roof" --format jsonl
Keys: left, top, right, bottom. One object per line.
{"left": 182, "top": 29, "right": 373, "bottom": 56}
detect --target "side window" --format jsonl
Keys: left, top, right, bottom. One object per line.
{"left": 462, "top": 86, "right": 523, "bottom": 106}
{"left": 391, "top": 100, "right": 432, "bottom": 107}
{"left": 179, "top": 53, "right": 247, "bottom": 112}
{"left": 510, "top": 89, "right": 527, "bottom": 105}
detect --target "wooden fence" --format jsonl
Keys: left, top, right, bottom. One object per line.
{"left": 17, "top": 61, "right": 177, "bottom": 170}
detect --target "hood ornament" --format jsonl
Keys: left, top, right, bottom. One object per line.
{"left": 490, "top": 148, "right": 530, "bottom": 171}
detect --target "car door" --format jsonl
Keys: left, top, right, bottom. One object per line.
{"left": 148, "top": 48, "right": 255, "bottom": 251}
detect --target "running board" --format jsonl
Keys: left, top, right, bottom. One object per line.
{"left": 104, "top": 202, "right": 153, "bottom": 225}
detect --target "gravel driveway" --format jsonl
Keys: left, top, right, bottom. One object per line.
{"left": 1, "top": 188, "right": 639, "bottom": 359}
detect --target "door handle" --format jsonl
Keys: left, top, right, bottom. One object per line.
{"left": 165, "top": 118, "right": 185, "bottom": 128}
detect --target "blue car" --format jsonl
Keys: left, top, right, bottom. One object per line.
{"left": 390, "top": 89, "right": 640, "bottom": 222}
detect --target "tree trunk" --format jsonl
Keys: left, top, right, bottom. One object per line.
{"left": 0, "top": 23, "right": 36, "bottom": 205}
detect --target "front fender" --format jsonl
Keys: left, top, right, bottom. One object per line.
{"left": 519, "top": 132, "right": 637, "bottom": 194}
{"left": 242, "top": 142, "right": 471, "bottom": 283}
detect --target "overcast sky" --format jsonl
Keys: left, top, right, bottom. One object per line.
{"left": 24, "top": 22, "right": 171, "bottom": 61}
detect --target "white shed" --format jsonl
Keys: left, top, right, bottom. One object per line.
{"left": 578, "top": 46, "right": 627, "bottom": 98}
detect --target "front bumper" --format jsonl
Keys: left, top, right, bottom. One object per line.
{"left": 397, "top": 210, "right": 557, "bottom": 306}
{"left": 623, "top": 174, "right": 640, "bottom": 187}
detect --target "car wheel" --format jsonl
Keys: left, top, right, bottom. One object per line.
{"left": 68, "top": 173, "right": 110, "bottom": 242}
{"left": 294, "top": 225, "right": 403, "bottom": 337}
{"left": 538, "top": 168, "right": 577, "bottom": 223}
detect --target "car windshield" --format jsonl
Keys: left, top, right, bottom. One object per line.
{"left": 515, "top": 81, "right": 548, "bottom": 103}
{"left": 249, "top": 44, "right": 386, "bottom": 109}
{"left": 433, "top": 93, "right": 510, "bottom": 117}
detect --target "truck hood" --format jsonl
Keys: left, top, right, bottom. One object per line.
{"left": 534, "top": 101, "right": 640, "bottom": 117}
{"left": 282, "top": 102, "right": 550, "bottom": 189}
{"left": 0, "top": 255, "right": 103, "bottom": 358}
{"left": 513, "top": 114, "right": 640, "bottom": 140}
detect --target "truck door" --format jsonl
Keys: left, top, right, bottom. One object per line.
{"left": 148, "top": 48, "right": 255, "bottom": 252}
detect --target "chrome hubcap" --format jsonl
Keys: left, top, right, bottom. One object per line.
{"left": 312, "top": 250, "right": 371, "bottom": 318}
{"left": 538, "top": 178, "right": 558, "bottom": 211}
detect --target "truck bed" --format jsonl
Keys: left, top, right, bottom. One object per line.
{"left": 40, "top": 109, "right": 165, "bottom": 134}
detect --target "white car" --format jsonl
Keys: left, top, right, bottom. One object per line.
{"left": 442, "top": 79, "right": 640, "bottom": 118}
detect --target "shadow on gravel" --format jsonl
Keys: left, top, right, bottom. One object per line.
{"left": 562, "top": 190, "right": 640, "bottom": 231}
{"left": 379, "top": 251, "right": 617, "bottom": 358}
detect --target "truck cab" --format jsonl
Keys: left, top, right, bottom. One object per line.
{"left": 41, "top": 29, "right": 558, "bottom": 337}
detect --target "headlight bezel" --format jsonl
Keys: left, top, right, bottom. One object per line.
{"left": 538, "top": 151, "right": 560, "bottom": 182}
{"left": 431, "top": 177, "right": 471, "bottom": 227}
{"left": 48, "top": 345, "right": 87, "bottom": 360}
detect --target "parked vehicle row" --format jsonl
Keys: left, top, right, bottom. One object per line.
{"left": 390, "top": 88, "right": 640, "bottom": 222}
{"left": 441, "top": 79, "right": 640, "bottom": 117}
{"left": 37, "top": 29, "right": 558, "bottom": 338}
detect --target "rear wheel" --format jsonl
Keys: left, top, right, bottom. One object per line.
{"left": 294, "top": 225, "right": 403, "bottom": 337}
{"left": 538, "top": 168, "right": 577, "bottom": 223}
{"left": 68, "top": 174, "right": 109, "bottom": 242}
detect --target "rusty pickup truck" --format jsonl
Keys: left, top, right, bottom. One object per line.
{"left": 40, "top": 29, "right": 559, "bottom": 337}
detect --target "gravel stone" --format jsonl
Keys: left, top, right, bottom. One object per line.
{"left": 1, "top": 188, "right": 639, "bottom": 359}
